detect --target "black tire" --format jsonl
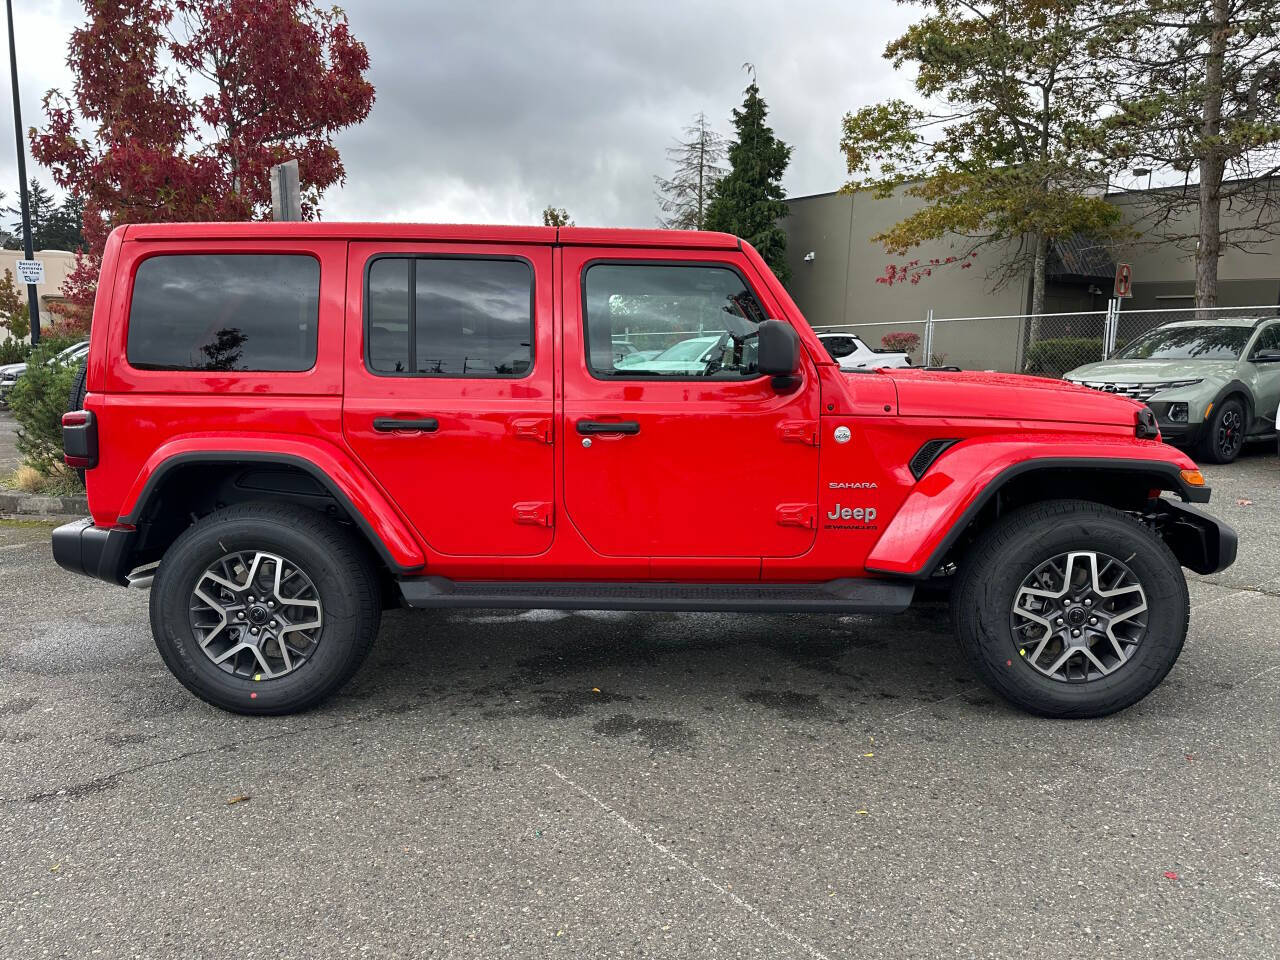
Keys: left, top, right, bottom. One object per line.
{"left": 67, "top": 361, "right": 89, "bottom": 484}
{"left": 1197, "top": 396, "right": 1246, "bottom": 464}
{"left": 951, "top": 499, "right": 1189, "bottom": 719}
{"left": 149, "top": 503, "right": 381, "bottom": 715}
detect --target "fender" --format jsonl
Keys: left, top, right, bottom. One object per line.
{"left": 865, "top": 435, "right": 1206, "bottom": 578}
{"left": 119, "top": 436, "right": 426, "bottom": 572}
{"left": 1206, "top": 379, "right": 1254, "bottom": 428}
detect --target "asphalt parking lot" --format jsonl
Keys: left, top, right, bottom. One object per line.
{"left": 1, "top": 447, "right": 1277, "bottom": 959}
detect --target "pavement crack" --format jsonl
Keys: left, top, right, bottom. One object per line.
{"left": 5, "top": 700, "right": 430, "bottom": 805}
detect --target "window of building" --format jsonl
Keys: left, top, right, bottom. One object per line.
{"left": 366, "top": 257, "right": 533, "bottom": 377}
{"left": 583, "top": 263, "right": 768, "bottom": 379}
{"left": 127, "top": 254, "right": 320, "bottom": 372}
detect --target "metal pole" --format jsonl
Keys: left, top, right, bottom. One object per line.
{"left": 5, "top": 0, "right": 38, "bottom": 345}
{"left": 923, "top": 308, "right": 934, "bottom": 367}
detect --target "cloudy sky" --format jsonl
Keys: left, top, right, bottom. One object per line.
{"left": 0, "top": 0, "right": 917, "bottom": 227}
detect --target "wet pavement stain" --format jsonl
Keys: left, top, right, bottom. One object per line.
{"left": 523, "top": 689, "right": 630, "bottom": 720}
{"left": 593, "top": 713, "right": 695, "bottom": 752}
{"left": 740, "top": 689, "right": 835, "bottom": 720}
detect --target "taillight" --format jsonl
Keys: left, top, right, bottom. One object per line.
{"left": 62, "top": 410, "right": 98, "bottom": 470}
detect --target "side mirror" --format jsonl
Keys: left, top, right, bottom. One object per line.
{"left": 758, "top": 319, "right": 801, "bottom": 386}
{"left": 1252, "top": 348, "right": 1280, "bottom": 363}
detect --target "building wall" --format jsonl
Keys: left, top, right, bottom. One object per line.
{"left": 1107, "top": 190, "right": 1280, "bottom": 310}
{"left": 782, "top": 183, "right": 1280, "bottom": 369}
{"left": 782, "top": 187, "right": 1030, "bottom": 369}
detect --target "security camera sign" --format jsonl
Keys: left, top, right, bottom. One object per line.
{"left": 15, "top": 259, "right": 44, "bottom": 285}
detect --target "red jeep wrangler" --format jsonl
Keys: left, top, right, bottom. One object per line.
{"left": 53, "top": 223, "right": 1236, "bottom": 719}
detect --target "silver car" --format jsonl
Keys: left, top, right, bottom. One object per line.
{"left": 1065, "top": 317, "right": 1280, "bottom": 463}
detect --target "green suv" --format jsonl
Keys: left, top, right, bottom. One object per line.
{"left": 1065, "top": 317, "right": 1280, "bottom": 463}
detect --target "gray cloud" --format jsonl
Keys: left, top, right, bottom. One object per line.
{"left": 1, "top": 0, "right": 916, "bottom": 228}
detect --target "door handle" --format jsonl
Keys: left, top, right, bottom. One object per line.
{"left": 373, "top": 417, "right": 439, "bottom": 432}
{"left": 576, "top": 419, "right": 640, "bottom": 435}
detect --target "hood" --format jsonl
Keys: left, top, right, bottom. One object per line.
{"left": 878, "top": 368, "right": 1142, "bottom": 426}
{"left": 1064, "top": 358, "right": 1236, "bottom": 383}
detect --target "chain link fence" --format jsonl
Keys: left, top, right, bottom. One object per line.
{"left": 810, "top": 304, "right": 1280, "bottom": 378}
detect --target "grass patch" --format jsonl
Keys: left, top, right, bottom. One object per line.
{"left": 2, "top": 463, "right": 85, "bottom": 497}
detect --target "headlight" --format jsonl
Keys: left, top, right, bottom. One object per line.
{"left": 1167, "top": 402, "right": 1189, "bottom": 422}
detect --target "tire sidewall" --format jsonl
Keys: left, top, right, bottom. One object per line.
{"left": 151, "top": 514, "right": 366, "bottom": 713}
{"left": 967, "top": 512, "right": 1187, "bottom": 714}
{"left": 1201, "top": 397, "right": 1245, "bottom": 464}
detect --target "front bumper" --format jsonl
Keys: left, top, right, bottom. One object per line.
{"left": 51, "top": 518, "right": 137, "bottom": 586}
{"left": 1154, "top": 499, "right": 1237, "bottom": 575}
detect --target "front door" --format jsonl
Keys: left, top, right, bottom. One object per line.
{"left": 560, "top": 248, "right": 821, "bottom": 564}
{"left": 343, "top": 242, "right": 555, "bottom": 557}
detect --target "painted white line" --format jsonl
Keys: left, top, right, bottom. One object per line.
{"left": 542, "top": 763, "right": 833, "bottom": 960}
{"left": 880, "top": 686, "right": 981, "bottom": 725}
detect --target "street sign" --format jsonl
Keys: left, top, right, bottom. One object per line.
{"left": 1114, "top": 262, "right": 1133, "bottom": 298}
{"left": 15, "top": 258, "right": 43, "bottom": 285}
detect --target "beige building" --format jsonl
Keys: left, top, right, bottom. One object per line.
{"left": 781, "top": 184, "right": 1280, "bottom": 370}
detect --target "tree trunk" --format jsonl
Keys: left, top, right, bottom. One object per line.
{"left": 1196, "top": 0, "right": 1230, "bottom": 310}
{"left": 1028, "top": 230, "right": 1049, "bottom": 344}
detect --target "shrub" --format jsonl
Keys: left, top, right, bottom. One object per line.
{"left": 8, "top": 336, "right": 84, "bottom": 480}
{"left": 881, "top": 331, "right": 921, "bottom": 354}
{"left": 0, "top": 338, "right": 31, "bottom": 365}
{"left": 1024, "top": 337, "right": 1104, "bottom": 378}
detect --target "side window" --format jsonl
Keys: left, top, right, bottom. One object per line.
{"left": 127, "top": 254, "right": 319, "bottom": 372}
{"left": 366, "top": 257, "right": 533, "bottom": 377}
{"left": 823, "top": 336, "right": 855, "bottom": 359}
{"left": 583, "top": 262, "right": 768, "bottom": 379}
{"left": 1250, "top": 324, "right": 1280, "bottom": 357}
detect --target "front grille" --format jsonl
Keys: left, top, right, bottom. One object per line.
{"left": 1069, "top": 378, "right": 1202, "bottom": 403}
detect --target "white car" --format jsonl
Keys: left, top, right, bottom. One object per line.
{"left": 817, "top": 333, "right": 912, "bottom": 370}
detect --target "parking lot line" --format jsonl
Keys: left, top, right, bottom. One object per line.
{"left": 541, "top": 762, "right": 834, "bottom": 960}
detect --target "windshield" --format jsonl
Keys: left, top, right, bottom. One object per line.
{"left": 1115, "top": 325, "right": 1251, "bottom": 361}
{"left": 654, "top": 339, "right": 714, "bottom": 362}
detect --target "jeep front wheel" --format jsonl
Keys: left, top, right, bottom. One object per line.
{"left": 150, "top": 503, "right": 381, "bottom": 715}
{"left": 951, "top": 499, "right": 1189, "bottom": 719}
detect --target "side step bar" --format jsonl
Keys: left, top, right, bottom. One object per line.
{"left": 395, "top": 576, "right": 914, "bottom": 614}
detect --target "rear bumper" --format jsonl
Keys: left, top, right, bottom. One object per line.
{"left": 51, "top": 518, "right": 136, "bottom": 586}
{"left": 1155, "top": 499, "right": 1237, "bottom": 575}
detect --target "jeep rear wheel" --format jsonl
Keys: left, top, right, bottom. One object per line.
{"left": 951, "top": 499, "right": 1188, "bottom": 719}
{"left": 150, "top": 503, "right": 381, "bottom": 715}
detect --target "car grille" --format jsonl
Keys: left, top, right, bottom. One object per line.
{"left": 1068, "top": 378, "right": 1202, "bottom": 403}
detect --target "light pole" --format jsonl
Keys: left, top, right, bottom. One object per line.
{"left": 5, "top": 0, "right": 39, "bottom": 344}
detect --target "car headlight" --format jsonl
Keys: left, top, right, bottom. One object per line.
{"left": 1166, "top": 402, "right": 1189, "bottom": 422}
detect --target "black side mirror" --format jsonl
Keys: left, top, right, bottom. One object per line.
{"left": 1252, "top": 348, "right": 1280, "bottom": 363}
{"left": 758, "top": 320, "right": 801, "bottom": 387}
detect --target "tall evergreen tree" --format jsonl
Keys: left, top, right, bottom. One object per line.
{"left": 654, "top": 112, "right": 727, "bottom": 230}
{"left": 705, "top": 74, "right": 793, "bottom": 284}
{"left": 1098, "top": 0, "right": 1280, "bottom": 307}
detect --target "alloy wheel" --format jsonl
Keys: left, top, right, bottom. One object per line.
{"left": 1217, "top": 407, "right": 1243, "bottom": 460}
{"left": 188, "top": 551, "right": 324, "bottom": 679}
{"left": 1009, "top": 551, "right": 1148, "bottom": 683}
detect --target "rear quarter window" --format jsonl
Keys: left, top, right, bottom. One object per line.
{"left": 126, "top": 254, "right": 320, "bottom": 372}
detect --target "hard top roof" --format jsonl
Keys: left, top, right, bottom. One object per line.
{"left": 121, "top": 221, "right": 741, "bottom": 250}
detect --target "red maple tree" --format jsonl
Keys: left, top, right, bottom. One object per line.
{"left": 31, "top": 0, "right": 375, "bottom": 321}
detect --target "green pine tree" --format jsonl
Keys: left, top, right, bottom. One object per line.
{"left": 705, "top": 75, "right": 793, "bottom": 284}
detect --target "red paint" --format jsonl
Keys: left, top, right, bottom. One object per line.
{"left": 77, "top": 223, "right": 1205, "bottom": 584}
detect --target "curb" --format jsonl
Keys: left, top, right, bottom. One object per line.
{"left": 0, "top": 489, "right": 88, "bottom": 519}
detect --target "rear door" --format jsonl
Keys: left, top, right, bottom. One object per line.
{"left": 343, "top": 242, "right": 555, "bottom": 557}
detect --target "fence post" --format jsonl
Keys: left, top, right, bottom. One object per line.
{"left": 923, "top": 309, "right": 934, "bottom": 366}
